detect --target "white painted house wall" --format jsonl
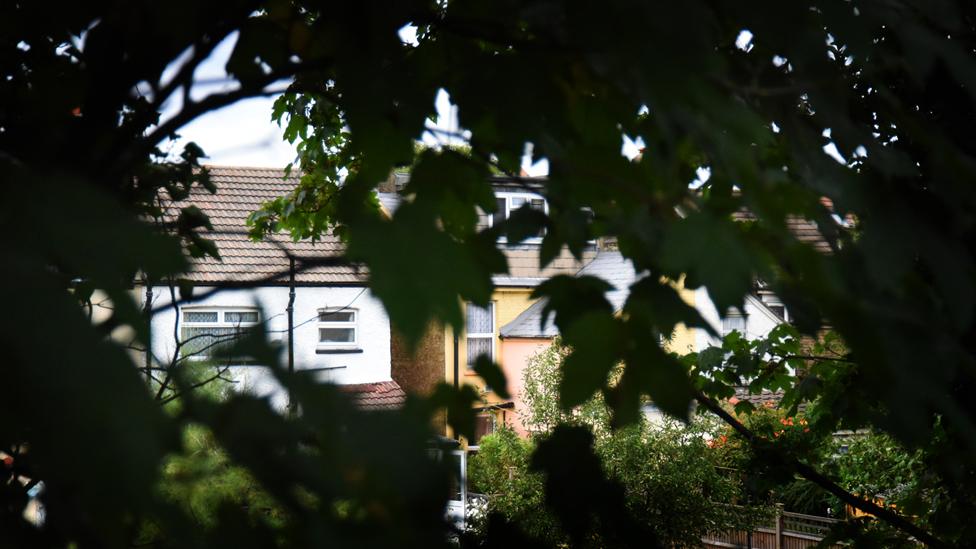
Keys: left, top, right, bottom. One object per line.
{"left": 693, "top": 288, "right": 783, "bottom": 350}
{"left": 146, "top": 285, "right": 392, "bottom": 408}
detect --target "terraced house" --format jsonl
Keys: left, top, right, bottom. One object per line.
{"left": 142, "top": 166, "right": 406, "bottom": 411}
{"left": 141, "top": 166, "right": 816, "bottom": 444}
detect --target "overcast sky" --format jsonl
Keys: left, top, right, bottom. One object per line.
{"left": 159, "top": 30, "right": 645, "bottom": 176}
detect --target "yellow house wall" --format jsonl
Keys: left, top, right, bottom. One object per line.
{"left": 665, "top": 283, "right": 698, "bottom": 356}
{"left": 443, "top": 275, "right": 698, "bottom": 439}
{"left": 459, "top": 288, "right": 536, "bottom": 397}
{"left": 441, "top": 288, "right": 538, "bottom": 439}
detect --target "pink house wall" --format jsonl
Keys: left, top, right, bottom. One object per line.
{"left": 499, "top": 337, "right": 553, "bottom": 437}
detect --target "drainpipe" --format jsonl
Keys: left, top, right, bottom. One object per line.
{"left": 452, "top": 330, "right": 460, "bottom": 441}
{"left": 287, "top": 257, "right": 296, "bottom": 414}
{"left": 453, "top": 331, "right": 459, "bottom": 390}
{"left": 143, "top": 277, "right": 153, "bottom": 380}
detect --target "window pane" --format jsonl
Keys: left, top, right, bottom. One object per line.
{"left": 466, "top": 303, "right": 493, "bottom": 333}
{"left": 510, "top": 196, "right": 526, "bottom": 209}
{"left": 529, "top": 198, "right": 547, "bottom": 237}
{"left": 492, "top": 197, "right": 506, "bottom": 226}
{"left": 722, "top": 314, "right": 746, "bottom": 336}
{"left": 225, "top": 311, "right": 258, "bottom": 324}
{"left": 181, "top": 326, "right": 238, "bottom": 358}
{"left": 319, "top": 311, "right": 354, "bottom": 322}
{"left": 472, "top": 415, "right": 494, "bottom": 445}
{"left": 467, "top": 337, "right": 492, "bottom": 367}
{"left": 475, "top": 207, "right": 490, "bottom": 231}
{"left": 319, "top": 327, "right": 355, "bottom": 343}
{"left": 184, "top": 311, "right": 218, "bottom": 323}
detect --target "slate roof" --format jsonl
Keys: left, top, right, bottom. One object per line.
{"left": 500, "top": 250, "right": 640, "bottom": 338}
{"left": 377, "top": 192, "right": 403, "bottom": 215}
{"left": 338, "top": 381, "right": 407, "bottom": 410}
{"left": 165, "top": 166, "right": 365, "bottom": 285}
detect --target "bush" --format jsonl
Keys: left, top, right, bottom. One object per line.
{"left": 467, "top": 428, "right": 561, "bottom": 545}
{"left": 469, "top": 340, "right": 770, "bottom": 546}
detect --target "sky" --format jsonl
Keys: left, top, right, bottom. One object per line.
{"left": 159, "top": 30, "right": 567, "bottom": 175}
{"left": 158, "top": 35, "right": 300, "bottom": 168}
{"left": 161, "top": 29, "right": 854, "bottom": 179}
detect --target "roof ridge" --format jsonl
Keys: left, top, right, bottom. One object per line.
{"left": 203, "top": 164, "right": 297, "bottom": 172}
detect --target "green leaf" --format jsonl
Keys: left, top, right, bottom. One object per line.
{"left": 558, "top": 312, "right": 623, "bottom": 410}
{"left": 473, "top": 355, "right": 511, "bottom": 400}
{"left": 625, "top": 277, "right": 717, "bottom": 337}
{"left": 429, "top": 383, "right": 481, "bottom": 441}
{"left": 622, "top": 338, "right": 693, "bottom": 421}
{"left": 177, "top": 278, "right": 195, "bottom": 301}
{"left": 534, "top": 275, "right": 614, "bottom": 335}
{"left": 660, "top": 212, "right": 756, "bottom": 313}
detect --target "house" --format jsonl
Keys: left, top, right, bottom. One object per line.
{"left": 377, "top": 173, "right": 817, "bottom": 443}
{"left": 495, "top": 249, "right": 790, "bottom": 436}
{"left": 376, "top": 174, "right": 599, "bottom": 442}
{"left": 142, "top": 166, "right": 406, "bottom": 410}
{"left": 487, "top": 215, "right": 835, "bottom": 437}
{"left": 143, "top": 168, "right": 593, "bottom": 422}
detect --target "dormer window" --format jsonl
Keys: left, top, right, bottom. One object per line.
{"left": 759, "top": 293, "right": 789, "bottom": 322}
{"left": 476, "top": 192, "right": 548, "bottom": 241}
{"left": 721, "top": 309, "right": 747, "bottom": 337}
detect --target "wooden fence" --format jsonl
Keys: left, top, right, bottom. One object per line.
{"left": 702, "top": 506, "right": 844, "bottom": 549}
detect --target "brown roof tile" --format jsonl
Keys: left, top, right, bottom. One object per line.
{"left": 732, "top": 387, "right": 785, "bottom": 407}
{"left": 338, "top": 381, "right": 407, "bottom": 410}
{"left": 165, "top": 168, "right": 598, "bottom": 286}
{"left": 165, "top": 166, "right": 366, "bottom": 285}
{"left": 732, "top": 210, "right": 833, "bottom": 253}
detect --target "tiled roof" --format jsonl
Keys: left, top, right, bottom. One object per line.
{"left": 732, "top": 211, "right": 833, "bottom": 253}
{"left": 731, "top": 387, "right": 785, "bottom": 408}
{"left": 500, "top": 250, "right": 640, "bottom": 338}
{"left": 338, "top": 381, "right": 407, "bottom": 410}
{"left": 165, "top": 166, "right": 366, "bottom": 285}
{"left": 730, "top": 387, "right": 808, "bottom": 413}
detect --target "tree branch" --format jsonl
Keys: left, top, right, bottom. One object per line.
{"left": 158, "top": 364, "right": 236, "bottom": 406}
{"left": 694, "top": 390, "right": 948, "bottom": 548}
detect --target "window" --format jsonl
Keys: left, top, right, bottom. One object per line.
{"left": 318, "top": 308, "right": 358, "bottom": 347}
{"left": 759, "top": 293, "right": 789, "bottom": 322}
{"left": 180, "top": 308, "right": 259, "bottom": 360}
{"left": 721, "top": 310, "right": 747, "bottom": 337}
{"left": 466, "top": 302, "right": 495, "bottom": 368}
{"left": 471, "top": 414, "right": 495, "bottom": 446}
{"left": 475, "top": 193, "right": 548, "bottom": 239}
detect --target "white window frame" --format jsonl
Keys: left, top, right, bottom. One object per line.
{"left": 759, "top": 293, "right": 789, "bottom": 322}
{"left": 317, "top": 308, "right": 359, "bottom": 349}
{"left": 721, "top": 309, "right": 748, "bottom": 338}
{"left": 476, "top": 192, "right": 549, "bottom": 243}
{"left": 179, "top": 307, "right": 260, "bottom": 361}
{"left": 465, "top": 302, "right": 495, "bottom": 369}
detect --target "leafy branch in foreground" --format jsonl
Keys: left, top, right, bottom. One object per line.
{"left": 5, "top": 1, "right": 976, "bottom": 547}
{"left": 689, "top": 327, "right": 964, "bottom": 546}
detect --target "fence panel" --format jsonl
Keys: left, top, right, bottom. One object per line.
{"left": 702, "top": 508, "right": 845, "bottom": 549}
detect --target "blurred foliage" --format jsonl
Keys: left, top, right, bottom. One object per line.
{"left": 466, "top": 429, "right": 553, "bottom": 544}
{"left": 690, "top": 327, "right": 971, "bottom": 544}
{"left": 148, "top": 424, "right": 286, "bottom": 537}
{"left": 474, "top": 343, "right": 768, "bottom": 547}
{"left": 469, "top": 421, "right": 769, "bottom": 547}
{"left": 3, "top": 0, "right": 976, "bottom": 547}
